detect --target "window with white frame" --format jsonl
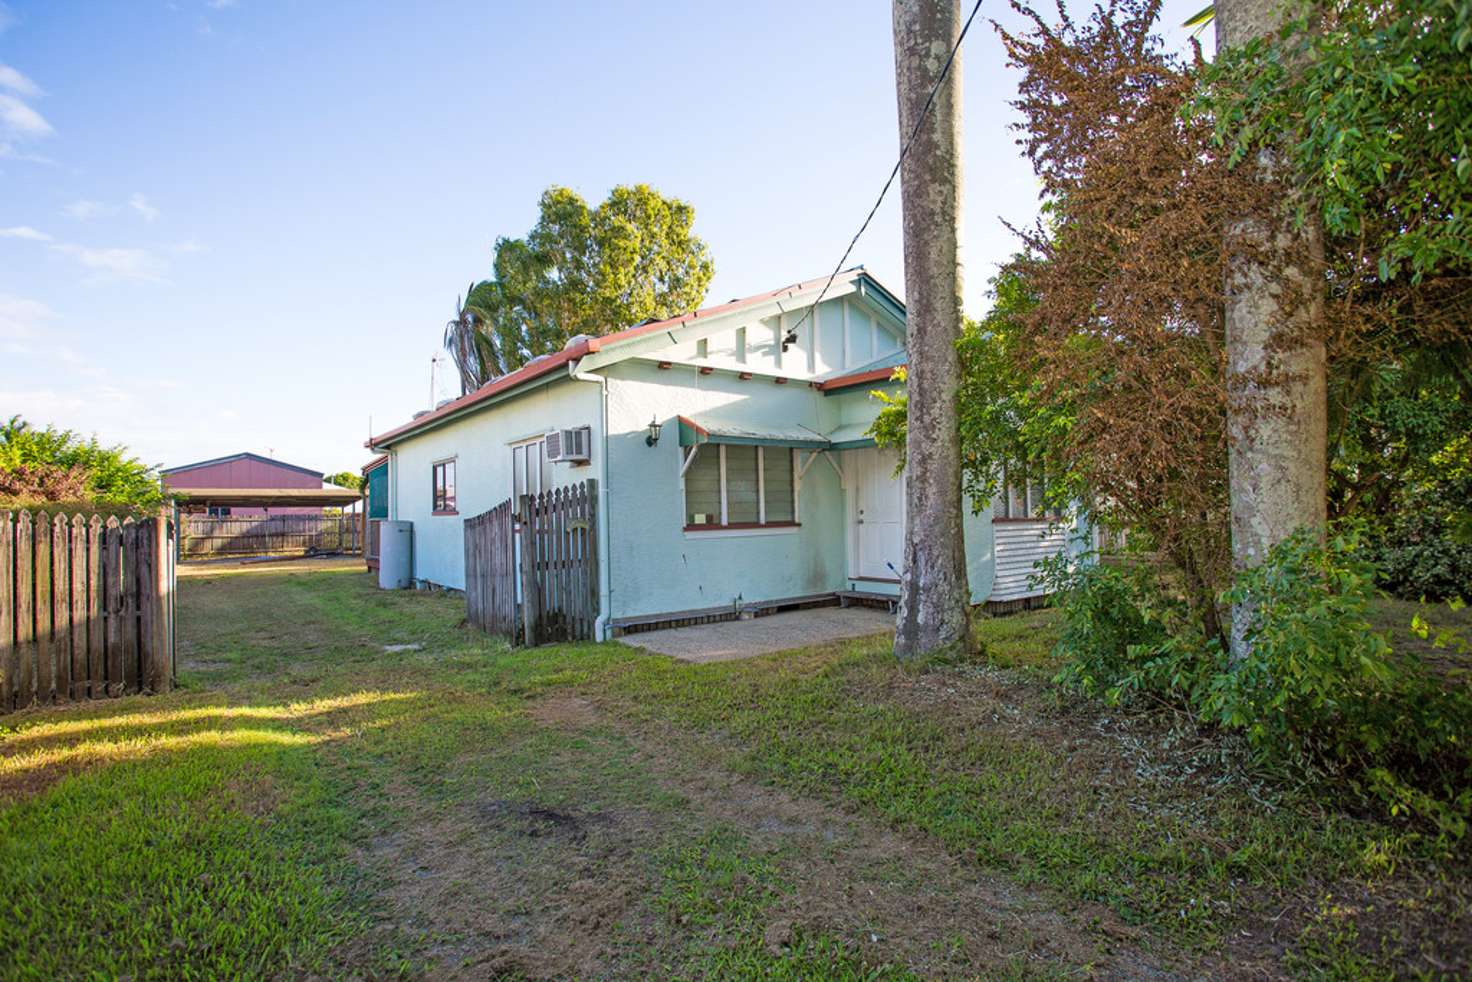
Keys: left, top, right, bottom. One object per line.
{"left": 511, "top": 437, "right": 552, "bottom": 502}
{"left": 994, "top": 462, "right": 1061, "bottom": 520}
{"left": 432, "top": 458, "right": 457, "bottom": 513}
{"left": 684, "top": 445, "right": 797, "bottom": 528}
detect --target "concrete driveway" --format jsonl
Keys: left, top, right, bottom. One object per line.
{"left": 619, "top": 606, "right": 895, "bottom": 663}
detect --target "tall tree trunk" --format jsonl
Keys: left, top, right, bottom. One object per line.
{"left": 892, "top": 0, "right": 974, "bottom": 661}
{"left": 1217, "top": 0, "right": 1328, "bottom": 661}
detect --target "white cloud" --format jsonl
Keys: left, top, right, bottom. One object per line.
{"left": 0, "top": 293, "right": 55, "bottom": 341}
{"left": 170, "top": 239, "right": 206, "bottom": 254}
{"left": 49, "top": 243, "right": 169, "bottom": 283}
{"left": 0, "top": 64, "right": 39, "bottom": 98}
{"left": 208, "top": 0, "right": 237, "bottom": 8}
{"left": 0, "top": 91, "right": 52, "bottom": 138}
{"left": 128, "top": 192, "right": 160, "bottom": 222}
{"left": 63, "top": 199, "right": 114, "bottom": 221}
{"left": 0, "top": 225, "right": 50, "bottom": 241}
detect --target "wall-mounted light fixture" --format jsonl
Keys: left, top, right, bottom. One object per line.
{"left": 645, "top": 416, "right": 662, "bottom": 447}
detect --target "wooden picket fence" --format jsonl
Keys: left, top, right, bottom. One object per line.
{"left": 181, "top": 513, "right": 362, "bottom": 560}
{"left": 463, "top": 480, "right": 599, "bottom": 646}
{"left": 0, "top": 510, "right": 176, "bottom": 714}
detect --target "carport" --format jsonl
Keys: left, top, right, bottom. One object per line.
{"left": 169, "top": 488, "right": 365, "bottom": 560}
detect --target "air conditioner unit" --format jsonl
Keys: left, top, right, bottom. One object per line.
{"left": 545, "top": 425, "right": 591, "bottom": 464}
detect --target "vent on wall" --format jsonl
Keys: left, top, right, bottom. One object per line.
{"left": 545, "top": 426, "right": 591, "bottom": 463}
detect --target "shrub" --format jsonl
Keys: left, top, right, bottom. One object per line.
{"left": 0, "top": 416, "right": 161, "bottom": 508}
{"left": 1358, "top": 476, "right": 1472, "bottom": 603}
{"left": 1040, "top": 556, "right": 1216, "bottom": 708}
{"left": 1048, "top": 531, "right": 1472, "bottom": 842}
{"left": 1215, "top": 529, "right": 1472, "bottom": 841}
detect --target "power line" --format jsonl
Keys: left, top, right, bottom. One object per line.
{"left": 783, "top": 0, "right": 985, "bottom": 351}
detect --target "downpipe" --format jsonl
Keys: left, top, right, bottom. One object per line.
{"left": 570, "top": 366, "right": 614, "bottom": 641}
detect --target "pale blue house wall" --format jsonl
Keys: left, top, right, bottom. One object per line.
{"left": 387, "top": 378, "right": 603, "bottom": 590}
{"left": 603, "top": 359, "right": 848, "bottom": 621}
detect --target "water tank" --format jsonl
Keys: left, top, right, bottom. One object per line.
{"left": 378, "top": 521, "right": 414, "bottom": 589}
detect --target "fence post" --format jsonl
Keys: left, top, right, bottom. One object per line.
{"left": 51, "top": 513, "right": 70, "bottom": 703}
{"left": 87, "top": 516, "right": 103, "bottom": 697}
{"left": 14, "top": 512, "right": 33, "bottom": 709}
{"left": 69, "top": 515, "right": 87, "bottom": 700}
{"left": 0, "top": 512, "right": 11, "bottom": 711}
{"left": 519, "top": 493, "right": 539, "bottom": 647}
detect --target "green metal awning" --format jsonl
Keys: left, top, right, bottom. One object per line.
{"left": 677, "top": 415, "right": 830, "bottom": 449}
{"left": 825, "top": 422, "right": 878, "bottom": 450}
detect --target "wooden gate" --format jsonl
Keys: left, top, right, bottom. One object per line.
{"left": 1, "top": 510, "right": 176, "bottom": 714}
{"left": 463, "top": 479, "right": 598, "bottom": 646}
{"left": 463, "top": 500, "right": 516, "bottom": 638}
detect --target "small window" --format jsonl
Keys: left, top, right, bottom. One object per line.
{"left": 208, "top": 506, "right": 231, "bottom": 517}
{"left": 734, "top": 327, "right": 747, "bottom": 363}
{"left": 684, "top": 445, "right": 797, "bottom": 529}
{"left": 695, "top": 338, "right": 708, "bottom": 359}
{"left": 995, "top": 463, "right": 1061, "bottom": 520}
{"left": 432, "top": 459, "right": 456, "bottom": 513}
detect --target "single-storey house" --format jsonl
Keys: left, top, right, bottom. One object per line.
{"left": 366, "top": 268, "right": 1088, "bottom": 639}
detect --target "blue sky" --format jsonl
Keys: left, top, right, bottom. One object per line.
{"left": 0, "top": 0, "right": 1210, "bottom": 476}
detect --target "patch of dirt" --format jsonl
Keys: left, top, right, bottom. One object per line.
{"left": 333, "top": 778, "right": 657, "bottom": 980}
{"left": 528, "top": 693, "right": 600, "bottom": 728}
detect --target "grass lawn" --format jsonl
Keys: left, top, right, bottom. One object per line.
{"left": 0, "top": 563, "right": 1466, "bottom": 979}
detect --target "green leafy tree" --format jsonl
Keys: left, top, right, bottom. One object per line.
{"left": 1207, "top": 0, "right": 1472, "bottom": 283}
{"left": 0, "top": 416, "right": 162, "bottom": 507}
{"left": 325, "top": 471, "right": 363, "bottom": 491}
{"left": 873, "top": 263, "right": 1078, "bottom": 513}
{"left": 445, "top": 184, "right": 715, "bottom": 392}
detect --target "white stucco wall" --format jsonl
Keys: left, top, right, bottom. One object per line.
{"left": 387, "top": 376, "right": 603, "bottom": 590}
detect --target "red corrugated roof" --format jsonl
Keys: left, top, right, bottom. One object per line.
{"left": 367, "top": 268, "right": 868, "bottom": 448}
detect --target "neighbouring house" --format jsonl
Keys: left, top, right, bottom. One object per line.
{"left": 162, "top": 452, "right": 332, "bottom": 516}
{"left": 363, "top": 454, "right": 389, "bottom": 571}
{"left": 366, "top": 268, "right": 1089, "bottom": 639}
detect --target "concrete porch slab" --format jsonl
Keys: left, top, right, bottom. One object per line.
{"left": 619, "top": 606, "right": 895, "bottom": 663}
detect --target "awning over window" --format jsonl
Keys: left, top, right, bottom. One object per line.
{"left": 825, "top": 422, "right": 878, "bottom": 450}
{"left": 676, "top": 415, "right": 830, "bottom": 449}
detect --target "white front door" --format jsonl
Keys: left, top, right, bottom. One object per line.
{"left": 851, "top": 447, "right": 904, "bottom": 580}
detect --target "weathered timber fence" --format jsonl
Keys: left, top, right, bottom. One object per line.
{"left": 464, "top": 501, "right": 516, "bottom": 638}
{"left": 182, "top": 513, "right": 362, "bottom": 560}
{"left": 365, "top": 518, "right": 383, "bottom": 571}
{"left": 1, "top": 510, "right": 176, "bottom": 714}
{"left": 463, "top": 480, "right": 598, "bottom": 646}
